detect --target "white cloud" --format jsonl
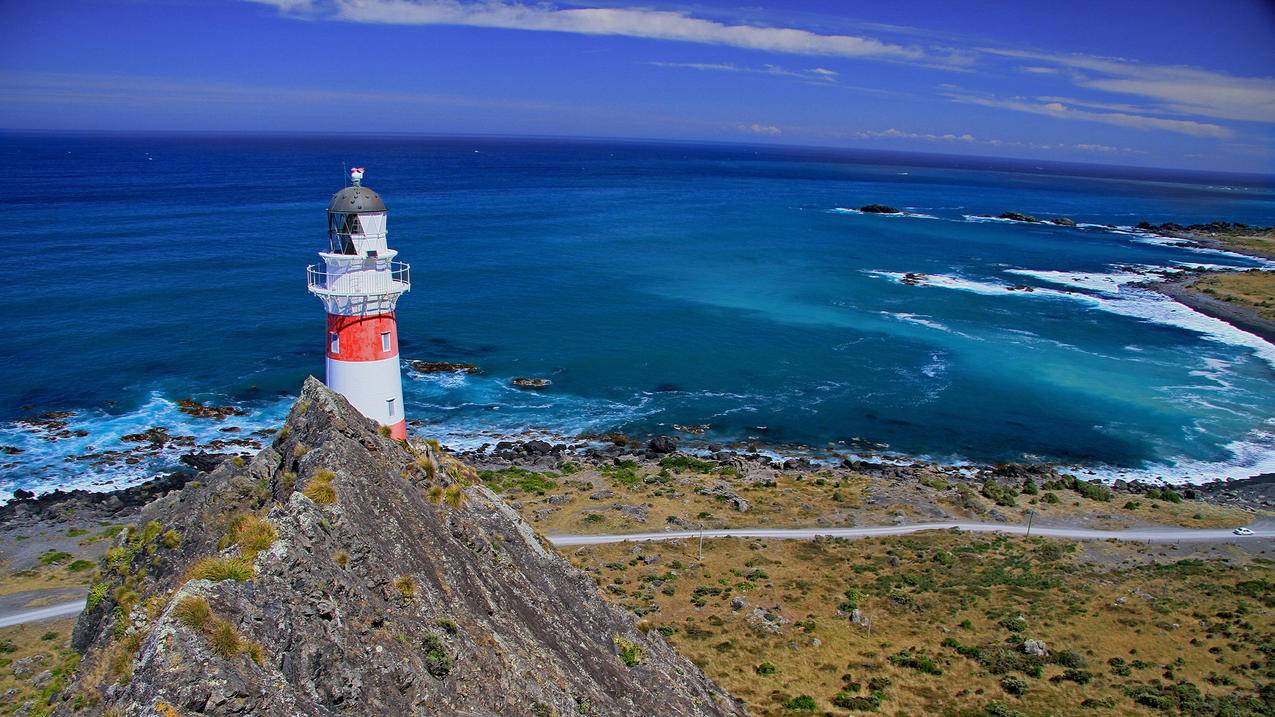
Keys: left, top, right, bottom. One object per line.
{"left": 945, "top": 93, "right": 1232, "bottom": 138}
{"left": 248, "top": 0, "right": 946, "bottom": 64}
{"left": 649, "top": 61, "right": 839, "bottom": 82}
{"left": 984, "top": 47, "right": 1275, "bottom": 123}
{"left": 857, "top": 128, "right": 974, "bottom": 142}
{"left": 739, "top": 122, "right": 781, "bottom": 135}
{"left": 853, "top": 127, "right": 1146, "bottom": 154}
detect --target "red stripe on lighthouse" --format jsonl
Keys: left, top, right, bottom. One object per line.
{"left": 388, "top": 419, "right": 407, "bottom": 441}
{"left": 326, "top": 313, "right": 399, "bottom": 361}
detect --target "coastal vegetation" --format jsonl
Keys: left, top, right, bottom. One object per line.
{"left": 484, "top": 455, "right": 1252, "bottom": 538}
{"left": 569, "top": 531, "right": 1274, "bottom": 716}
{"left": 1191, "top": 270, "right": 1275, "bottom": 322}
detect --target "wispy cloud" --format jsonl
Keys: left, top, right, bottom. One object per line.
{"left": 247, "top": 0, "right": 964, "bottom": 66}
{"left": 984, "top": 47, "right": 1275, "bottom": 124}
{"left": 853, "top": 127, "right": 1147, "bottom": 154}
{"left": 648, "top": 61, "right": 839, "bottom": 83}
{"left": 739, "top": 122, "right": 781, "bottom": 136}
{"left": 944, "top": 93, "right": 1233, "bottom": 138}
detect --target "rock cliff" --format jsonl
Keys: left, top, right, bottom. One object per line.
{"left": 56, "top": 377, "right": 744, "bottom": 716}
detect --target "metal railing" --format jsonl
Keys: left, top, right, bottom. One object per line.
{"left": 307, "top": 261, "right": 410, "bottom": 298}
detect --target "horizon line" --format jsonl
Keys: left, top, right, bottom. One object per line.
{"left": 3, "top": 127, "right": 1272, "bottom": 182}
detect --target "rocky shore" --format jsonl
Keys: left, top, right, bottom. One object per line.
{"left": 454, "top": 434, "right": 1275, "bottom": 515}
{"left": 1148, "top": 271, "right": 1275, "bottom": 345}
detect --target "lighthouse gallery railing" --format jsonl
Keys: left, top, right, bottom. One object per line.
{"left": 307, "top": 261, "right": 411, "bottom": 297}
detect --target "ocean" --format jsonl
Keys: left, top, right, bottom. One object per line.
{"left": 2, "top": 132, "right": 1273, "bottom": 500}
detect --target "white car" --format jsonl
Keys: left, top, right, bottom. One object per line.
{"left": 1233, "top": 527, "right": 1254, "bottom": 536}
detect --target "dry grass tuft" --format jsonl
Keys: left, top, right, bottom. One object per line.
{"left": 395, "top": 575, "right": 416, "bottom": 600}
{"left": 227, "top": 513, "right": 277, "bottom": 556}
{"left": 303, "top": 469, "right": 337, "bottom": 505}
{"left": 188, "top": 555, "right": 255, "bottom": 582}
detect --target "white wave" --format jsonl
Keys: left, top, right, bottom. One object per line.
{"left": 865, "top": 270, "right": 1093, "bottom": 303}
{"left": 867, "top": 269, "right": 1275, "bottom": 368}
{"left": 1079, "top": 424, "right": 1275, "bottom": 486}
{"left": 1002, "top": 267, "right": 1154, "bottom": 294}
{"left": 882, "top": 311, "right": 952, "bottom": 333}
{"left": 0, "top": 393, "right": 292, "bottom": 503}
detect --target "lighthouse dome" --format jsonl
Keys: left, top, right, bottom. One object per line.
{"left": 328, "top": 186, "right": 386, "bottom": 213}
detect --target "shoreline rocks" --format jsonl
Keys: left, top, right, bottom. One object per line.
{"left": 512, "top": 377, "right": 552, "bottom": 389}
{"left": 859, "top": 204, "right": 900, "bottom": 214}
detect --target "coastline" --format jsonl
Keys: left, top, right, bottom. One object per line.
{"left": 1148, "top": 272, "right": 1275, "bottom": 345}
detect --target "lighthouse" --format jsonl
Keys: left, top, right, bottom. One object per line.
{"left": 307, "top": 167, "right": 411, "bottom": 439}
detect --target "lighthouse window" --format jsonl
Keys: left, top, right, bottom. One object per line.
{"left": 387, "top": 398, "right": 396, "bottom": 417}
{"left": 329, "top": 332, "right": 339, "bottom": 354}
{"left": 380, "top": 332, "right": 391, "bottom": 353}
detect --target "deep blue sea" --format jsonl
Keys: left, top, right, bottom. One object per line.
{"left": 2, "top": 133, "right": 1274, "bottom": 500}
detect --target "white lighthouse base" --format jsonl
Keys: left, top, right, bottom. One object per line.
{"left": 325, "top": 355, "right": 406, "bottom": 439}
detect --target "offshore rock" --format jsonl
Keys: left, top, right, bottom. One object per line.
{"left": 58, "top": 377, "right": 742, "bottom": 717}
{"left": 410, "top": 360, "right": 481, "bottom": 375}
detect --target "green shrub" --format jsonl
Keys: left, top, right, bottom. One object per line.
{"left": 478, "top": 466, "right": 559, "bottom": 494}
{"left": 981, "top": 481, "right": 1018, "bottom": 507}
{"left": 422, "top": 633, "right": 452, "bottom": 676}
{"left": 658, "top": 455, "right": 719, "bottom": 474}
{"left": 1070, "top": 478, "right": 1112, "bottom": 502}
{"left": 1053, "top": 668, "right": 1093, "bottom": 684}
{"left": 86, "top": 582, "right": 109, "bottom": 610}
{"left": 756, "top": 661, "right": 777, "bottom": 675}
{"left": 39, "top": 550, "right": 73, "bottom": 565}
{"left": 889, "top": 650, "right": 942, "bottom": 675}
{"left": 67, "top": 559, "right": 94, "bottom": 572}
{"left": 999, "top": 675, "right": 1028, "bottom": 696}
{"left": 601, "top": 460, "right": 642, "bottom": 486}
{"left": 613, "top": 636, "right": 642, "bottom": 667}
{"left": 831, "top": 692, "right": 880, "bottom": 710}
{"left": 1042, "top": 492, "right": 1061, "bottom": 504}
{"left": 781, "top": 694, "right": 817, "bottom": 711}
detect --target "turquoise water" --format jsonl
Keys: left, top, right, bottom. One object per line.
{"left": 1, "top": 133, "right": 1273, "bottom": 498}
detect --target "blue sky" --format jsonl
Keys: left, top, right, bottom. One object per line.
{"left": 2, "top": 0, "right": 1273, "bottom": 173}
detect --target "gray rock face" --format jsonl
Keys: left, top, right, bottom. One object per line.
{"left": 59, "top": 378, "right": 744, "bottom": 717}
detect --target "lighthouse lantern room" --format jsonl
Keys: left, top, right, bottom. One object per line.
{"left": 307, "top": 168, "right": 411, "bottom": 439}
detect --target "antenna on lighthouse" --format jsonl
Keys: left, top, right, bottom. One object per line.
{"left": 350, "top": 167, "right": 365, "bottom": 187}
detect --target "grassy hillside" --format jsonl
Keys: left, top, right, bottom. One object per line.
{"left": 568, "top": 531, "right": 1274, "bottom": 716}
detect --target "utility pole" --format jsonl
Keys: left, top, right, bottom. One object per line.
{"left": 697, "top": 523, "right": 705, "bottom": 562}
{"left": 1026, "top": 510, "right": 1035, "bottom": 537}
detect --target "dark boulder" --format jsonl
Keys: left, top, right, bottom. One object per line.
{"left": 410, "top": 360, "right": 480, "bottom": 374}
{"left": 998, "top": 211, "right": 1040, "bottom": 223}
{"left": 648, "top": 436, "right": 678, "bottom": 454}
{"left": 859, "top": 204, "right": 900, "bottom": 214}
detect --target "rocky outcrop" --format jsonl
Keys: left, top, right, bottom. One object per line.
{"left": 511, "top": 377, "right": 551, "bottom": 389}
{"left": 410, "top": 360, "right": 480, "bottom": 375}
{"left": 997, "top": 211, "right": 1039, "bottom": 223}
{"left": 57, "top": 378, "right": 742, "bottom": 717}
{"left": 858, "top": 204, "right": 899, "bottom": 214}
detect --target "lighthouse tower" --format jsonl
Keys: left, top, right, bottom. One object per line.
{"left": 307, "top": 168, "right": 411, "bottom": 439}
